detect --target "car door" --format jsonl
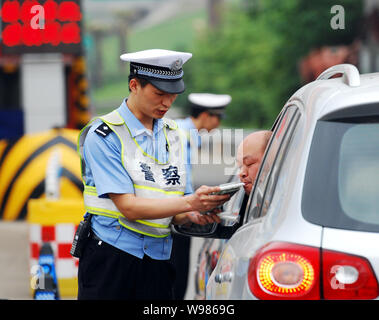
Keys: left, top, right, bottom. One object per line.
{"left": 193, "top": 172, "right": 247, "bottom": 299}
{"left": 206, "top": 104, "right": 301, "bottom": 299}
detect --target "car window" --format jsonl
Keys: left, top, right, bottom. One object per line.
{"left": 339, "top": 124, "right": 379, "bottom": 223}
{"left": 245, "top": 105, "right": 299, "bottom": 222}
{"left": 260, "top": 110, "right": 300, "bottom": 218}
{"left": 302, "top": 103, "right": 379, "bottom": 232}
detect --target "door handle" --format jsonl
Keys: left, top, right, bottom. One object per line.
{"left": 215, "top": 272, "right": 233, "bottom": 283}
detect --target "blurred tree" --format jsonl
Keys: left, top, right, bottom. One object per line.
{"left": 182, "top": 0, "right": 363, "bottom": 128}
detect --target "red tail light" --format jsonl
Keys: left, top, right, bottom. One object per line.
{"left": 322, "top": 249, "right": 378, "bottom": 299}
{"left": 248, "top": 242, "right": 320, "bottom": 299}
{"left": 248, "top": 242, "right": 379, "bottom": 300}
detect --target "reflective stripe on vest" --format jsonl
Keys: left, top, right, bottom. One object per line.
{"left": 78, "top": 110, "right": 186, "bottom": 238}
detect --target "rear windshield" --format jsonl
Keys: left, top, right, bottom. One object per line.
{"left": 302, "top": 104, "right": 379, "bottom": 232}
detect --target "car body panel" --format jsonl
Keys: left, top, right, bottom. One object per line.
{"left": 193, "top": 174, "right": 245, "bottom": 299}
{"left": 205, "top": 66, "right": 379, "bottom": 300}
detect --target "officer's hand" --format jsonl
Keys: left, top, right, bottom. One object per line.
{"left": 186, "top": 211, "right": 221, "bottom": 225}
{"left": 186, "top": 185, "right": 230, "bottom": 213}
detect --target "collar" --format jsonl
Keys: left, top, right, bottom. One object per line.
{"left": 118, "top": 99, "right": 164, "bottom": 138}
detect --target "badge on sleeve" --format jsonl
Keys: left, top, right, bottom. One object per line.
{"left": 95, "top": 122, "right": 112, "bottom": 138}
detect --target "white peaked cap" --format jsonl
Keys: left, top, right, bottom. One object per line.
{"left": 120, "top": 49, "right": 192, "bottom": 69}
{"left": 120, "top": 49, "right": 192, "bottom": 94}
{"left": 188, "top": 93, "right": 232, "bottom": 108}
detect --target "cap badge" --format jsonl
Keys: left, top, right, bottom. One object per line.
{"left": 170, "top": 58, "right": 183, "bottom": 71}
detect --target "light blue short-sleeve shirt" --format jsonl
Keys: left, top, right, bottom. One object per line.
{"left": 175, "top": 117, "right": 201, "bottom": 188}
{"left": 83, "top": 99, "right": 193, "bottom": 260}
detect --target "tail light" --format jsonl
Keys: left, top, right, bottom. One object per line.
{"left": 322, "top": 249, "right": 378, "bottom": 299}
{"left": 248, "top": 242, "right": 320, "bottom": 299}
{"left": 248, "top": 242, "right": 379, "bottom": 300}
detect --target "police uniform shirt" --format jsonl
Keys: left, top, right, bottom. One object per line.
{"left": 177, "top": 93, "right": 230, "bottom": 165}
{"left": 176, "top": 117, "right": 202, "bottom": 149}
{"left": 176, "top": 117, "right": 201, "bottom": 188}
{"left": 83, "top": 99, "right": 194, "bottom": 260}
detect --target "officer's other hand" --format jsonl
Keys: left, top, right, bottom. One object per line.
{"left": 186, "top": 211, "right": 221, "bottom": 225}
{"left": 186, "top": 185, "right": 230, "bottom": 213}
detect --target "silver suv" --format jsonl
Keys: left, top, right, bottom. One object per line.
{"left": 174, "top": 64, "right": 379, "bottom": 300}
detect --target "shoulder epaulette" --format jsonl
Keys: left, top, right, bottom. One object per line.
{"left": 94, "top": 122, "right": 112, "bottom": 138}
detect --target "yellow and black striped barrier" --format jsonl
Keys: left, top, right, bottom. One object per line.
{"left": 0, "top": 128, "right": 83, "bottom": 220}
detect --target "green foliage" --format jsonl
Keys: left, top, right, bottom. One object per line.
{"left": 128, "top": 10, "right": 206, "bottom": 52}
{"left": 91, "top": 10, "right": 207, "bottom": 111}
{"left": 183, "top": 0, "right": 364, "bottom": 129}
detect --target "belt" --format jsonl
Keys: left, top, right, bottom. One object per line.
{"left": 88, "top": 230, "right": 125, "bottom": 255}
{"left": 90, "top": 230, "right": 103, "bottom": 242}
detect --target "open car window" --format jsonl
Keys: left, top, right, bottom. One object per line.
{"left": 245, "top": 105, "right": 300, "bottom": 223}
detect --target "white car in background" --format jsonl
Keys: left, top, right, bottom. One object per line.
{"left": 174, "top": 64, "right": 379, "bottom": 300}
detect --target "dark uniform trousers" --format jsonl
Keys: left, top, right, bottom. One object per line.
{"left": 78, "top": 236, "right": 176, "bottom": 300}
{"left": 169, "top": 233, "right": 190, "bottom": 300}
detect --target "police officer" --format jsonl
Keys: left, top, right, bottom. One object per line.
{"left": 177, "top": 93, "right": 232, "bottom": 169}
{"left": 171, "top": 93, "right": 231, "bottom": 299}
{"left": 76, "top": 49, "right": 230, "bottom": 300}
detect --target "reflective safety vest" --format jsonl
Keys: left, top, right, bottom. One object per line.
{"left": 78, "top": 110, "right": 186, "bottom": 238}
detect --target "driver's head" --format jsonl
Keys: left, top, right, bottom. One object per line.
{"left": 236, "top": 130, "right": 271, "bottom": 195}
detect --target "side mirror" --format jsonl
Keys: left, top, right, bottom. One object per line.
{"left": 172, "top": 194, "right": 249, "bottom": 239}
{"left": 171, "top": 218, "right": 240, "bottom": 239}
{"left": 172, "top": 221, "right": 218, "bottom": 238}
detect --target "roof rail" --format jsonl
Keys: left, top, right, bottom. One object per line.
{"left": 316, "top": 64, "right": 360, "bottom": 87}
